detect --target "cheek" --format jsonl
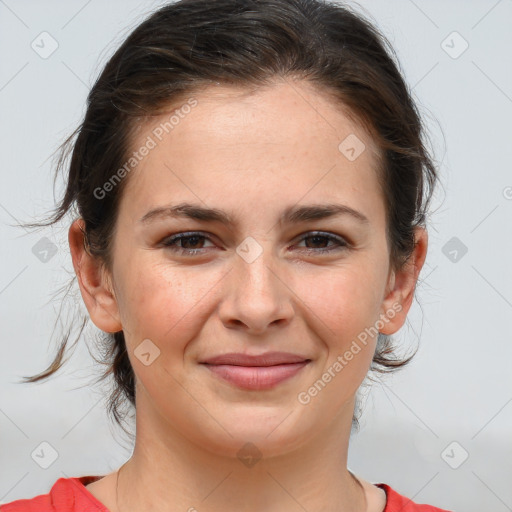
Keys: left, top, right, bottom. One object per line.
{"left": 301, "top": 265, "right": 384, "bottom": 384}
{"left": 292, "top": 269, "right": 383, "bottom": 418}
{"left": 117, "top": 258, "right": 222, "bottom": 348}
{"left": 302, "top": 264, "right": 383, "bottom": 335}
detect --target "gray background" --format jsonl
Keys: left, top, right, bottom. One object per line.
{"left": 1, "top": 1, "right": 511, "bottom": 511}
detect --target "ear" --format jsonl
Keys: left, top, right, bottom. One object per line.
{"left": 379, "top": 227, "right": 428, "bottom": 335}
{"left": 68, "top": 218, "right": 122, "bottom": 333}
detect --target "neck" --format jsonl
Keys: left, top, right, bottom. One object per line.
{"left": 115, "top": 393, "right": 366, "bottom": 512}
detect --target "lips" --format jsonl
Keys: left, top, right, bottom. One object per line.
{"left": 200, "top": 352, "right": 310, "bottom": 366}
{"left": 200, "top": 352, "right": 311, "bottom": 390}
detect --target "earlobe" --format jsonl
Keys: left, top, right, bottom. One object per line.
{"left": 379, "top": 227, "right": 428, "bottom": 335}
{"left": 68, "top": 219, "right": 122, "bottom": 333}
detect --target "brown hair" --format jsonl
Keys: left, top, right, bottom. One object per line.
{"left": 19, "top": 0, "right": 438, "bottom": 436}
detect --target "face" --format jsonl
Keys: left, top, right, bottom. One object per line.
{"left": 71, "top": 79, "right": 426, "bottom": 458}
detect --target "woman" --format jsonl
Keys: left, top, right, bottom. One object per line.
{"left": 2, "top": 0, "right": 450, "bottom": 510}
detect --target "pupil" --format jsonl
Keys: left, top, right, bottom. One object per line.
{"left": 183, "top": 236, "right": 201, "bottom": 249}
{"left": 307, "top": 236, "right": 327, "bottom": 248}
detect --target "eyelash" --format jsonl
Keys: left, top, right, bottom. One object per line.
{"left": 160, "top": 231, "right": 349, "bottom": 256}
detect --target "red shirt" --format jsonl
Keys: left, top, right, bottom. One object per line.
{"left": 0, "top": 476, "right": 452, "bottom": 511}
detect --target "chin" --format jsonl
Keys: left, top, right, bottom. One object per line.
{"left": 190, "top": 406, "right": 315, "bottom": 461}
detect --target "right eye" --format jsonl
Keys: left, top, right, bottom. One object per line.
{"left": 161, "top": 232, "right": 216, "bottom": 256}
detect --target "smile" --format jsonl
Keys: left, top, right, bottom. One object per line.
{"left": 201, "top": 361, "right": 310, "bottom": 390}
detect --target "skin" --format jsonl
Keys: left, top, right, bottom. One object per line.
{"left": 69, "top": 79, "right": 427, "bottom": 512}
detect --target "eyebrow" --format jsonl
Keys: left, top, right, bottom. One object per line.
{"left": 139, "top": 202, "right": 370, "bottom": 226}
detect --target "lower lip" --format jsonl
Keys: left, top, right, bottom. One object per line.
{"left": 202, "top": 362, "right": 310, "bottom": 390}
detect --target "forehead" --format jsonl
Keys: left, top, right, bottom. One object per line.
{"left": 120, "top": 80, "right": 385, "bottom": 226}
{"left": 138, "top": 80, "right": 377, "bottom": 150}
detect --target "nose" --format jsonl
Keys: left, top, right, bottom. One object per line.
{"left": 217, "top": 243, "right": 295, "bottom": 335}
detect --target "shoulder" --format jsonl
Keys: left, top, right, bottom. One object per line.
{"left": 0, "top": 476, "right": 108, "bottom": 512}
{"left": 375, "top": 482, "right": 453, "bottom": 512}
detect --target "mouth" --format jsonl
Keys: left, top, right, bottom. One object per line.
{"left": 199, "top": 352, "right": 311, "bottom": 390}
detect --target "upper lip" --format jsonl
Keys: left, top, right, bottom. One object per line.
{"left": 200, "top": 352, "right": 311, "bottom": 366}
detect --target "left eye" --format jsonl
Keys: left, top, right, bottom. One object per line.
{"left": 161, "top": 231, "right": 348, "bottom": 256}
{"left": 295, "top": 232, "right": 348, "bottom": 252}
